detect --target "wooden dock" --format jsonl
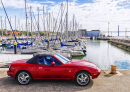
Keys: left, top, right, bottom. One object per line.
{"left": 108, "top": 38, "right": 130, "bottom": 51}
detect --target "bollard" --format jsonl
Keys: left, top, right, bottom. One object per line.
{"left": 82, "top": 40, "right": 83, "bottom": 43}
{"left": 47, "top": 39, "right": 49, "bottom": 48}
{"left": 93, "top": 37, "right": 95, "bottom": 40}
{"left": 111, "top": 65, "right": 117, "bottom": 74}
{"left": 14, "top": 42, "right": 17, "bottom": 54}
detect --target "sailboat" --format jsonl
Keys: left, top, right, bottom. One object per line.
{"left": 58, "top": 0, "right": 86, "bottom": 56}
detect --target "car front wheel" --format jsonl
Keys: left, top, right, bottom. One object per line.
{"left": 17, "top": 71, "right": 32, "bottom": 85}
{"left": 75, "top": 71, "right": 90, "bottom": 86}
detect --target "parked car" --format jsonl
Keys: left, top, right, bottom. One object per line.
{"left": 7, "top": 52, "right": 101, "bottom": 86}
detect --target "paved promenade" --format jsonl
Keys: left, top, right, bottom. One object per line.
{"left": 0, "top": 68, "right": 130, "bottom": 92}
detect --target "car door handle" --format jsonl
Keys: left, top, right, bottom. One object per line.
{"left": 39, "top": 67, "right": 42, "bottom": 69}
{"left": 45, "top": 69, "right": 50, "bottom": 71}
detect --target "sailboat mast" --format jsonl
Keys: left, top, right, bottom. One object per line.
{"left": 37, "top": 7, "right": 39, "bottom": 39}
{"left": 15, "top": 15, "right": 16, "bottom": 32}
{"left": 46, "top": 9, "right": 48, "bottom": 39}
{"left": 19, "top": 19, "right": 20, "bottom": 37}
{"left": 66, "top": 0, "right": 68, "bottom": 41}
{"left": 5, "top": 17, "right": 7, "bottom": 39}
{"left": 73, "top": 14, "right": 75, "bottom": 38}
{"left": 43, "top": 6, "right": 45, "bottom": 35}
{"left": 49, "top": 13, "right": 50, "bottom": 39}
{"left": 25, "top": 0, "right": 28, "bottom": 41}
{"left": 10, "top": 17, "right": 11, "bottom": 38}
{"left": 28, "top": 21, "right": 30, "bottom": 39}
{"left": 77, "top": 22, "right": 79, "bottom": 38}
{"left": 22, "top": 23, "right": 23, "bottom": 38}
{"left": 75, "top": 19, "right": 77, "bottom": 38}
{"left": 51, "top": 12, "right": 53, "bottom": 36}
{"left": 30, "top": 6, "right": 32, "bottom": 41}
{"left": 61, "top": 3, "right": 63, "bottom": 39}
{"left": 70, "top": 21, "right": 72, "bottom": 38}
{"left": 1, "top": 16, "right": 3, "bottom": 40}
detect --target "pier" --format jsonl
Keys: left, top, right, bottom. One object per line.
{"left": 108, "top": 38, "right": 130, "bottom": 51}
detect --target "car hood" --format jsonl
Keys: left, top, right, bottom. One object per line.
{"left": 68, "top": 59, "right": 98, "bottom": 68}
{"left": 11, "top": 59, "right": 29, "bottom": 65}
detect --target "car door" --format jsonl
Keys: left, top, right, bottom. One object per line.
{"left": 36, "top": 56, "right": 67, "bottom": 79}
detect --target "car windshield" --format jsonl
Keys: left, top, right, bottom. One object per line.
{"left": 54, "top": 53, "right": 71, "bottom": 64}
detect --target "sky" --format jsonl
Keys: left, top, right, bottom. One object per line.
{"left": 0, "top": 0, "right": 130, "bottom": 36}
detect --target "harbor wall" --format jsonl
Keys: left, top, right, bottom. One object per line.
{"left": 108, "top": 38, "right": 130, "bottom": 51}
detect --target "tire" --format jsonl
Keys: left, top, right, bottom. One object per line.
{"left": 16, "top": 71, "right": 32, "bottom": 85}
{"left": 75, "top": 71, "right": 90, "bottom": 86}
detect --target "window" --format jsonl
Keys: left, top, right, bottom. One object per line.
{"left": 54, "top": 54, "right": 71, "bottom": 64}
{"left": 38, "top": 56, "right": 45, "bottom": 65}
{"left": 53, "top": 57, "right": 62, "bottom": 65}
{"left": 45, "top": 56, "right": 53, "bottom": 65}
{"left": 38, "top": 56, "right": 62, "bottom": 65}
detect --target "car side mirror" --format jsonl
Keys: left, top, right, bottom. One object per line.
{"left": 51, "top": 62, "right": 55, "bottom": 66}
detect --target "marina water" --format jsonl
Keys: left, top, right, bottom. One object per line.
{"left": 83, "top": 40, "right": 130, "bottom": 69}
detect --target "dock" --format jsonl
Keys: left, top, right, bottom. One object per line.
{"left": 97, "top": 37, "right": 111, "bottom": 40}
{"left": 108, "top": 38, "right": 130, "bottom": 51}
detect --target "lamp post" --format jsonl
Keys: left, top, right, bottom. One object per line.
{"left": 108, "top": 22, "right": 109, "bottom": 37}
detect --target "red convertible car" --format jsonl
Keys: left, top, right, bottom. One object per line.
{"left": 7, "top": 52, "right": 101, "bottom": 86}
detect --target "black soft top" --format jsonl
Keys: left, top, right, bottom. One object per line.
{"left": 35, "top": 52, "right": 56, "bottom": 56}
{"left": 26, "top": 52, "right": 56, "bottom": 64}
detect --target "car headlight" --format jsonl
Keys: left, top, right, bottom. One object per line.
{"left": 97, "top": 67, "right": 101, "bottom": 72}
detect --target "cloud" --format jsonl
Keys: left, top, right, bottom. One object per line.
{"left": 0, "top": 0, "right": 25, "bottom": 8}
{"left": 0, "top": 0, "right": 130, "bottom": 33}
{"left": 40, "top": 1, "right": 55, "bottom": 4}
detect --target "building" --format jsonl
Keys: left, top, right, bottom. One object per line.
{"left": 78, "top": 29, "right": 101, "bottom": 38}
{"left": 78, "top": 29, "right": 87, "bottom": 37}
{"left": 86, "top": 30, "right": 100, "bottom": 38}
{"left": 62, "top": 29, "right": 101, "bottom": 38}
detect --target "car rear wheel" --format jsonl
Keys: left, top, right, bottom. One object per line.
{"left": 75, "top": 71, "right": 90, "bottom": 86}
{"left": 17, "top": 71, "right": 32, "bottom": 85}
